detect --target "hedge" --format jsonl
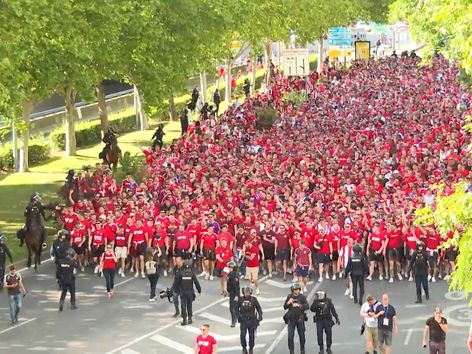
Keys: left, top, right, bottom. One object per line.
{"left": 50, "top": 112, "right": 137, "bottom": 150}
{"left": 0, "top": 140, "right": 51, "bottom": 169}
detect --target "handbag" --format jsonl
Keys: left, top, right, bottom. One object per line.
{"left": 360, "top": 322, "right": 365, "bottom": 335}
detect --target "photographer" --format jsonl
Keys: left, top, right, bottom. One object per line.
{"left": 283, "top": 282, "right": 309, "bottom": 354}
{"left": 360, "top": 295, "right": 380, "bottom": 354}
{"left": 311, "top": 291, "right": 340, "bottom": 354}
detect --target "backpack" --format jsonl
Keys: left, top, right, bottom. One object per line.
{"left": 145, "top": 260, "right": 157, "bottom": 275}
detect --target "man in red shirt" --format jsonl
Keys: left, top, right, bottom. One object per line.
{"left": 275, "top": 225, "right": 291, "bottom": 281}
{"left": 328, "top": 224, "right": 341, "bottom": 280}
{"left": 425, "top": 227, "right": 440, "bottom": 282}
{"left": 367, "top": 222, "right": 387, "bottom": 281}
{"left": 200, "top": 226, "right": 218, "bottom": 280}
{"left": 70, "top": 221, "right": 86, "bottom": 271}
{"left": 89, "top": 220, "right": 105, "bottom": 275}
{"left": 173, "top": 224, "right": 194, "bottom": 260}
{"left": 293, "top": 238, "right": 312, "bottom": 293}
{"left": 194, "top": 324, "right": 217, "bottom": 354}
{"left": 243, "top": 230, "right": 264, "bottom": 295}
{"left": 384, "top": 223, "right": 403, "bottom": 283}
{"left": 115, "top": 225, "right": 128, "bottom": 277}
{"left": 62, "top": 207, "right": 79, "bottom": 232}
{"left": 314, "top": 228, "right": 331, "bottom": 283}
{"left": 103, "top": 216, "right": 117, "bottom": 248}
{"left": 128, "top": 219, "right": 148, "bottom": 279}
{"left": 215, "top": 238, "right": 233, "bottom": 296}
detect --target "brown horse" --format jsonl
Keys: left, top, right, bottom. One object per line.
{"left": 24, "top": 207, "right": 44, "bottom": 270}
{"left": 104, "top": 136, "right": 121, "bottom": 174}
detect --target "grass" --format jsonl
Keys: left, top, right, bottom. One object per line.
{"left": 0, "top": 121, "right": 182, "bottom": 262}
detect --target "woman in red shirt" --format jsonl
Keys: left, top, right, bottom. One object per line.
{"left": 100, "top": 245, "right": 117, "bottom": 298}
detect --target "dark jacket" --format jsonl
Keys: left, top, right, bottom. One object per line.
{"left": 58, "top": 258, "right": 78, "bottom": 284}
{"left": 283, "top": 293, "right": 309, "bottom": 322}
{"left": 227, "top": 270, "right": 240, "bottom": 296}
{"left": 344, "top": 253, "right": 369, "bottom": 277}
{"left": 410, "top": 250, "right": 429, "bottom": 274}
{"left": 238, "top": 295, "right": 263, "bottom": 322}
{"left": 172, "top": 268, "right": 202, "bottom": 295}
{"left": 311, "top": 297, "right": 339, "bottom": 324}
{"left": 0, "top": 244, "right": 13, "bottom": 264}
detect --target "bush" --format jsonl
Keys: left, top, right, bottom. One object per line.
{"left": 282, "top": 91, "right": 307, "bottom": 107}
{"left": 255, "top": 107, "right": 277, "bottom": 130}
{"left": 50, "top": 112, "right": 136, "bottom": 150}
{"left": 0, "top": 139, "right": 51, "bottom": 169}
{"left": 116, "top": 151, "right": 146, "bottom": 182}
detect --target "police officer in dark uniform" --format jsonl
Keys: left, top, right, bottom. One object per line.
{"left": 344, "top": 244, "right": 369, "bottom": 305}
{"left": 99, "top": 128, "right": 119, "bottom": 159}
{"left": 171, "top": 256, "right": 184, "bottom": 318}
{"left": 0, "top": 235, "right": 13, "bottom": 290}
{"left": 238, "top": 286, "right": 263, "bottom": 354}
{"left": 310, "top": 291, "right": 340, "bottom": 354}
{"left": 283, "top": 282, "right": 309, "bottom": 354}
{"left": 410, "top": 241, "right": 430, "bottom": 303}
{"left": 58, "top": 248, "right": 78, "bottom": 311}
{"left": 227, "top": 261, "right": 240, "bottom": 327}
{"left": 19, "top": 193, "right": 47, "bottom": 247}
{"left": 172, "top": 260, "right": 201, "bottom": 326}
{"left": 51, "top": 230, "right": 71, "bottom": 289}
{"left": 151, "top": 124, "right": 165, "bottom": 150}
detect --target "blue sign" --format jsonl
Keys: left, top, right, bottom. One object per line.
{"left": 328, "top": 27, "right": 352, "bottom": 46}
{"left": 329, "top": 27, "right": 350, "bottom": 33}
{"left": 328, "top": 39, "right": 353, "bottom": 46}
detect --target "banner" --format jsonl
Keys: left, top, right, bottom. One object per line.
{"left": 355, "top": 41, "right": 371, "bottom": 61}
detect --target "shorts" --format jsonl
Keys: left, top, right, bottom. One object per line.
{"left": 202, "top": 248, "right": 216, "bottom": 261}
{"left": 387, "top": 248, "right": 398, "bottom": 261}
{"left": 378, "top": 328, "right": 393, "bottom": 347}
{"left": 92, "top": 244, "right": 104, "bottom": 258}
{"left": 296, "top": 265, "right": 309, "bottom": 278}
{"left": 276, "top": 249, "right": 290, "bottom": 261}
{"left": 445, "top": 249, "right": 457, "bottom": 262}
{"left": 175, "top": 249, "right": 191, "bottom": 259}
{"left": 364, "top": 326, "right": 378, "bottom": 347}
{"left": 427, "top": 251, "right": 439, "bottom": 265}
{"left": 115, "top": 246, "right": 128, "bottom": 259}
{"left": 317, "top": 253, "right": 330, "bottom": 264}
{"left": 369, "top": 249, "right": 384, "bottom": 262}
{"left": 331, "top": 250, "right": 339, "bottom": 262}
{"left": 246, "top": 267, "right": 259, "bottom": 281}
{"left": 73, "top": 244, "right": 85, "bottom": 255}
{"left": 135, "top": 243, "right": 147, "bottom": 256}
{"left": 263, "top": 246, "right": 275, "bottom": 261}
{"left": 216, "top": 266, "right": 230, "bottom": 278}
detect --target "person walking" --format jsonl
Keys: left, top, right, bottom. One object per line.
{"left": 238, "top": 286, "right": 263, "bottom": 354}
{"left": 100, "top": 244, "right": 117, "bottom": 298}
{"left": 283, "top": 282, "right": 309, "bottom": 354}
{"left": 172, "top": 260, "right": 202, "bottom": 326}
{"left": 360, "top": 294, "right": 381, "bottom": 354}
{"left": 0, "top": 234, "right": 13, "bottom": 290}
{"left": 4, "top": 265, "right": 26, "bottom": 324}
{"left": 422, "top": 305, "right": 448, "bottom": 354}
{"left": 145, "top": 246, "right": 161, "bottom": 301}
{"left": 227, "top": 261, "right": 240, "bottom": 327}
{"left": 51, "top": 229, "right": 71, "bottom": 288}
{"left": 375, "top": 294, "right": 398, "bottom": 354}
{"left": 194, "top": 323, "right": 217, "bottom": 354}
{"left": 58, "top": 248, "right": 78, "bottom": 311}
{"left": 171, "top": 256, "right": 184, "bottom": 318}
{"left": 344, "top": 243, "right": 369, "bottom": 305}
{"left": 311, "top": 291, "right": 340, "bottom": 354}
{"left": 410, "top": 241, "right": 430, "bottom": 303}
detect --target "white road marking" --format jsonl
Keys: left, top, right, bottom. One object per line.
{"left": 199, "top": 311, "right": 282, "bottom": 326}
{"left": 0, "top": 317, "right": 37, "bottom": 335}
{"left": 83, "top": 318, "right": 97, "bottom": 322}
{"left": 121, "top": 349, "right": 143, "bottom": 354}
{"left": 18, "top": 258, "right": 53, "bottom": 274}
{"left": 150, "top": 335, "right": 193, "bottom": 354}
{"left": 265, "top": 279, "right": 293, "bottom": 288}
{"left": 114, "top": 277, "right": 137, "bottom": 288}
{"left": 257, "top": 296, "right": 286, "bottom": 303}
{"left": 404, "top": 328, "right": 413, "bottom": 345}
{"left": 219, "top": 343, "right": 266, "bottom": 352}
{"left": 178, "top": 325, "right": 277, "bottom": 341}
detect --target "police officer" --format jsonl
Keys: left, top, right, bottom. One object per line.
{"left": 283, "top": 282, "right": 309, "bottom": 354}
{"left": 100, "top": 128, "right": 117, "bottom": 159}
{"left": 51, "top": 230, "right": 71, "bottom": 288}
{"left": 58, "top": 248, "right": 78, "bottom": 311}
{"left": 171, "top": 256, "right": 184, "bottom": 318}
{"left": 0, "top": 234, "right": 13, "bottom": 290}
{"left": 227, "top": 261, "right": 240, "bottom": 327}
{"left": 172, "top": 260, "right": 201, "bottom": 326}
{"left": 410, "top": 241, "right": 430, "bottom": 303}
{"left": 19, "top": 193, "right": 47, "bottom": 247}
{"left": 238, "top": 286, "right": 263, "bottom": 354}
{"left": 310, "top": 291, "right": 340, "bottom": 354}
{"left": 344, "top": 244, "right": 369, "bottom": 305}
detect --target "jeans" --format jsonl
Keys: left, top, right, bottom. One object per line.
{"left": 147, "top": 273, "right": 159, "bottom": 299}
{"left": 429, "top": 340, "right": 446, "bottom": 354}
{"left": 103, "top": 268, "right": 115, "bottom": 292}
{"left": 287, "top": 319, "right": 306, "bottom": 352}
{"left": 9, "top": 294, "right": 22, "bottom": 322}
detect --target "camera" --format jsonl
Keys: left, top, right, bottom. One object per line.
{"left": 159, "top": 288, "right": 173, "bottom": 303}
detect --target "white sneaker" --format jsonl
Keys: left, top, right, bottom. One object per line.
{"left": 121, "top": 272, "right": 125, "bottom": 278}
{"left": 428, "top": 274, "right": 432, "bottom": 281}
{"left": 379, "top": 275, "right": 384, "bottom": 281}
{"left": 263, "top": 270, "right": 267, "bottom": 275}
{"left": 438, "top": 273, "right": 443, "bottom": 279}
{"left": 118, "top": 269, "right": 122, "bottom": 275}
{"left": 209, "top": 275, "right": 214, "bottom": 281}
{"left": 81, "top": 266, "right": 85, "bottom": 272}
{"left": 99, "top": 272, "right": 103, "bottom": 277}
{"left": 349, "top": 294, "right": 354, "bottom": 299}
{"left": 325, "top": 273, "right": 330, "bottom": 280}
{"left": 205, "top": 274, "right": 209, "bottom": 280}
{"left": 398, "top": 274, "right": 403, "bottom": 281}
{"left": 444, "top": 275, "right": 450, "bottom": 281}
{"left": 199, "top": 271, "right": 206, "bottom": 277}
{"left": 332, "top": 274, "right": 337, "bottom": 281}
{"left": 149, "top": 297, "right": 156, "bottom": 302}
{"left": 318, "top": 277, "right": 323, "bottom": 283}
{"left": 268, "top": 273, "right": 272, "bottom": 279}
{"left": 164, "top": 270, "right": 168, "bottom": 277}
{"left": 432, "top": 277, "right": 436, "bottom": 283}
{"left": 344, "top": 288, "right": 350, "bottom": 296}
{"left": 141, "top": 272, "right": 145, "bottom": 279}
{"left": 408, "top": 276, "right": 413, "bottom": 282}
{"left": 94, "top": 266, "right": 99, "bottom": 274}
{"left": 366, "top": 275, "right": 372, "bottom": 281}
{"left": 303, "top": 287, "right": 307, "bottom": 293}
{"left": 256, "top": 288, "right": 260, "bottom": 295}
{"left": 389, "top": 277, "right": 394, "bottom": 283}
{"left": 134, "top": 272, "right": 139, "bottom": 278}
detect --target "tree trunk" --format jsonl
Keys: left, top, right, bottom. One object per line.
{"left": 96, "top": 80, "right": 108, "bottom": 138}
{"left": 264, "top": 38, "right": 272, "bottom": 86}
{"left": 64, "top": 85, "right": 77, "bottom": 156}
{"left": 250, "top": 53, "right": 257, "bottom": 95}
{"left": 169, "top": 93, "right": 178, "bottom": 121}
{"left": 317, "top": 33, "right": 324, "bottom": 73}
{"left": 224, "top": 59, "right": 232, "bottom": 103}
{"left": 20, "top": 100, "right": 33, "bottom": 172}
{"left": 199, "top": 71, "right": 207, "bottom": 104}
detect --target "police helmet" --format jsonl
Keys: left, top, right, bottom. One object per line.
{"left": 58, "top": 229, "right": 69, "bottom": 239}
{"left": 66, "top": 248, "right": 76, "bottom": 258}
{"left": 290, "top": 282, "right": 302, "bottom": 292}
{"left": 0, "top": 234, "right": 6, "bottom": 242}
{"left": 416, "top": 241, "right": 425, "bottom": 249}
{"left": 228, "top": 261, "right": 236, "bottom": 268}
{"left": 316, "top": 291, "right": 327, "bottom": 301}
{"left": 31, "top": 192, "right": 41, "bottom": 202}
{"left": 243, "top": 286, "right": 253, "bottom": 295}
{"left": 353, "top": 244, "right": 362, "bottom": 254}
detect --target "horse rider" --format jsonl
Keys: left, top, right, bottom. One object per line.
{"left": 99, "top": 128, "right": 118, "bottom": 159}
{"left": 151, "top": 124, "right": 165, "bottom": 150}
{"left": 51, "top": 230, "right": 71, "bottom": 289}
{"left": 18, "top": 192, "right": 47, "bottom": 248}
{"left": 0, "top": 234, "right": 13, "bottom": 290}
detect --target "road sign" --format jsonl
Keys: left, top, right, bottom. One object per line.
{"left": 283, "top": 48, "right": 310, "bottom": 76}
{"left": 328, "top": 27, "right": 352, "bottom": 47}
{"left": 354, "top": 41, "right": 371, "bottom": 60}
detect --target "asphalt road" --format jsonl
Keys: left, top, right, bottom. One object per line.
{"left": 0, "top": 261, "right": 470, "bottom": 354}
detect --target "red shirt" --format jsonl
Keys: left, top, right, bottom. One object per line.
{"left": 62, "top": 213, "right": 79, "bottom": 231}
{"left": 340, "top": 229, "right": 358, "bottom": 248}
{"left": 175, "top": 231, "right": 191, "bottom": 250}
{"left": 387, "top": 230, "right": 401, "bottom": 249}
{"left": 301, "top": 228, "right": 316, "bottom": 249}
{"left": 115, "top": 232, "right": 128, "bottom": 248}
{"left": 92, "top": 225, "right": 105, "bottom": 246}
{"left": 153, "top": 228, "right": 167, "bottom": 248}
{"left": 328, "top": 231, "right": 340, "bottom": 251}
{"left": 215, "top": 246, "right": 233, "bottom": 268}
{"left": 201, "top": 232, "right": 218, "bottom": 249}
{"left": 405, "top": 231, "right": 417, "bottom": 251}
{"left": 369, "top": 232, "right": 385, "bottom": 251}
{"left": 103, "top": 223, "right": 117, "bottom": 242}
{"left": 245, "top": 244, "right": 259, "bottom": 267}
{"left": 195, "top": 334, "right": 217, "bottom": 354}
{"left": 186, "top": 224, "right": 199, "bottom": 240}
{"left": 426, "top": 233, "right": 440, "bottom": 250}
{"left": 131, "top": 227, "right": 147, "bottom": 247}
{"left": 218, "top": 232, "right": 234, "bottom": 247}
{"left": 71, "top": 227, "right": 86, "bottom": 246}
{"left": 315, "top": 233, "right": 330, "bottom": 254}
{"left": 276, "top": 232, "right": 290, "bottom": 250}
{"left": 295, "top": 246, "right": 311, "bottom": 266}
{"left": 101, "top": 251, "right": 116, "bottom": 269}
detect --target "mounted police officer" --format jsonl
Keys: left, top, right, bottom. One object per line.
{"left": 283, "top": 282, "right": 309, "bottom": 354}
{"left": 99, "top": 127, "right": 117, "bottom": 159}
{"left": 310, "top": 291, "right": 340, "bottom": 354}
{"left": 344, "top": 244, "right": 369, "bottom": 305}
{"left": 58, "top": 248, "right": 78, "bottom": 311}
{"left": 18, "top": 192, "right": 47, "bottom": 247}
{"left": 51, "top": 230, "right": 71, "bottom": 289}
{"left": 410, "top": 241, "right": 430, "bottom": 303}
{"left": 172, "top": 260, "right": 201, "bottom": 326}
{"left": 151, "top": 124, "right": 165, "bottom": 150}
{"left": 237, "top": 286, "right": 263, "bottom": 354}
{"left": 227, "top": 261, "right": 240, "bottom": 327}
{"left": 0, "top": 234, "right": 13, "bottom": 290}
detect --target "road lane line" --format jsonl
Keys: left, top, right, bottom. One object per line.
{"left": 150, "top": 335, "right": 193, "bottom": 353}
{"left": 219, "top": 343, "right": 266, "bottom": 352}
{"left": 404, "top": 328, "right": 413, "bottom": 345}
{"left": 18, "top": 258, "right": 53, "bottom": 274}
{"left": 178, "top": 325, "right": 277, "bottom": 341}
{"left": 0, "top": 317, "right": 37, "bottom": 335}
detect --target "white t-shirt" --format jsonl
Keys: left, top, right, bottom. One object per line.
{"left": 360, "top": 301, "right": 380, "bottom": 328}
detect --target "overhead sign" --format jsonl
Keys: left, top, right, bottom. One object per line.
{"left": 283, "top": 48, "right": 310, "bottom": 76}
{"left": 355, "top": 41, "right": 371, "bottom": 61}
{"left": 328, "top": 27, "right": 352, "bottom": 46}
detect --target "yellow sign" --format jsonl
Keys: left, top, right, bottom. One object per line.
{"left": 230, "top": 41, "right": 241, "bottom": 49}
{"left": 355, "top": 41, "right": 370, "bottom": 61}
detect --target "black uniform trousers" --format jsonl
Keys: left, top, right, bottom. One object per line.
{"left": 240, "top": 318, "right": 257, "bottom": 349}
{"left": 287, "top": 319, "right": 306, "bottom": 352}
{"left": 173, "top": 291, "right": 180, "bottom": 313}
{"left": 415, "top": 272, "right": 429, "bottom": 299}
{"left": 316, "top": 320, "right": 333, "bottom": 349}
{"left": 180, "top": 291, "right": 194, "bottom": 319}
{"left": 351, "top": 274, "right": 365, "bottom": 302}
{"left": 60, "top": 280, "right": 76, "bottom": 305}
{"left": 229, "top": 294, "right": 238, "bottom": 324}
{"left": 0, "top": 262, "right": 5, "bottom": 289}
